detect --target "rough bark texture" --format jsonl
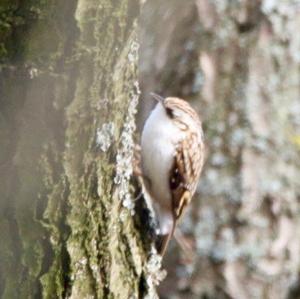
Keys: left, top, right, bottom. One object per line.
{"left": 139, "top": 1, "right": 300, "bottom": 298}
{"left": 0, "top": 1, "right": 161, "bottom": 298}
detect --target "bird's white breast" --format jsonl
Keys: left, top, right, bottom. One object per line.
{"left": 141, "top": 103, "right": 184, "bottom": 233}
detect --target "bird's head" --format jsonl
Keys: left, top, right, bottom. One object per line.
{"left": 150, "top": 92, "right": 201, "bottom": 126}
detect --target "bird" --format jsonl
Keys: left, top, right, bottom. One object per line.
{"left": 140, "top": 93, "right": 205, "bottom": 256}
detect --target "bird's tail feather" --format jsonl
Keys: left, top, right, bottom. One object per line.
{"left": 156, "top": 219, "right": 176, "bottom": 256}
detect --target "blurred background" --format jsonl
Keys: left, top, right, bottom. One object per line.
{"left": 1, "top": 0, "right": 300, "bottom": 298}
{"left": 138, "top": 0, "right": 300, "bottom": 298}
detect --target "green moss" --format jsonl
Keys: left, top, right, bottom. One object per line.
{"left": 0, "top": 0, "right": 78, "bottom": 66}
{"left": 0, "top": 0, "right": 149, "bottom": 298}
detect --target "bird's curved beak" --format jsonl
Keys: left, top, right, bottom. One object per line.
{"left": 150, "top": 92, "right": 165, "bottom": 104}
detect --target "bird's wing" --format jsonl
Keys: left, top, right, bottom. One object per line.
{"left": 157, "top": 132, "right": 204, "bottom": 256}
{"left": 170, "top": 132, "right": 203, "bottom": 220}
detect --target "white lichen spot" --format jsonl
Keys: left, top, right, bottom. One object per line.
{"left": 114, "top": 78, "right": 141, "bottom": 212}
{"left": 147, "top": 251, "right": 167, "bottom": 285}
{"left": 91, "top": 263, "right": 99, "bottom": 280}
{"left": 50, "top": 235, "right": 59, "bottom": 245}
{"left": 128, "top": 40, "right": 139, "bottom": 64}
{"left": 123, "top": 193, "right": 135, "bottom": 214}
{"left": 96, "top": 122, "right": 115, "bottom": 152}
{"left": 73, "top": 256, "right": 88, "bottom": 280}
{"left": 29, "top": 67, "right": 39, "bottom": 79}
{"left": 144, "top": 247, "right": 166, "bottom": 298}
{"left": 79, "top": 257, "right": 87, "bottom": 266}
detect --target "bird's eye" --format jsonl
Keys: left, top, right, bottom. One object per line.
{"left": 165, "top": 107, "right": 174, "bottom": 118}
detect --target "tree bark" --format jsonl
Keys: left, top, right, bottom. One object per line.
{"left": 0, "top": 1, "right": 160, "bottom": 298}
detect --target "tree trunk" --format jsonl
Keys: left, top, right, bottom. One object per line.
{"left": 139, "top": 1, "right": 300, "bottom": 298}
{"left": 0, "top": 1, "right": 160, "bottom": 298}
